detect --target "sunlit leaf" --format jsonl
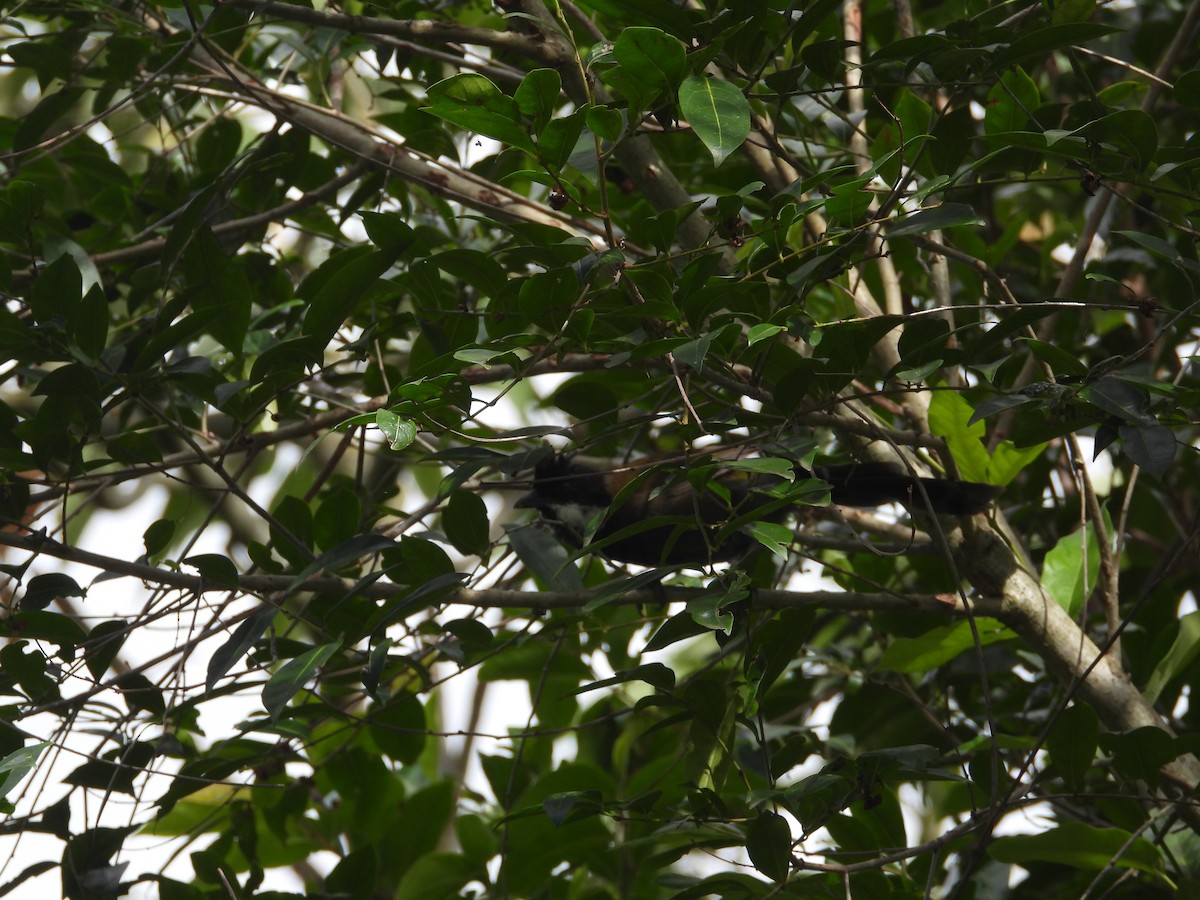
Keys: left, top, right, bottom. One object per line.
{"left": 678, "top": 76, "right": 750, "bottom": 165}
{"left": 424, "top": 73, "right": 537, "bottom": 153}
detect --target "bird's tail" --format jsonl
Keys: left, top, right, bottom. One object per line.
{"left": 815, "top": 463, "right": 1000, "bottom": 515}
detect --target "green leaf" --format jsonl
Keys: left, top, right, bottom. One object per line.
{"left": 182, "top": 228, "right": 252, "bottom": 354}
{"left": 1144, "top": 611, "right": 1200, "bottom": 703}
{"left": 514, "top": 68, "right": 562, "bottom": 132}
{"left": 824, "top": 176, "right": 873, "bottom": 226}
{"left": 377, "top": 409, "right": 419, "bottom": 450}
{"left": 443, "top": 490, "right": 490, "bottom": 557}
{"left": 1081, "top": 376, "right": 1154, "bottom": 424}
{"left": 887, "top": 203, "right": 982, "bottom": 238}
{"left": 75, "top": 283, "right": 109, "bottom": 359}
{"left": 385, "top": 536, "right": 458, "bottom": 588}
{"left": 360, "top": 212, "right": 415, "bottom": 255}
{"left": 892, "top": 88, "right": 932, "bottom": 142}
{"left": 247, "top": 335, "right": 324, "bottom": 386}
{"left": 19, "top": 573, "right": 84, "bottom": 612}
{"left": 287, "top": 533, "right": 397, "bottom": 594}
{"left": 442, "top": 618, "right": 494, "bottom": 662}
{"left": 744, "top": 521, "right": 794, "bottom": 559}
{"left": 507, "top": 523, "right": 585, "bottom": 591}
{"left": 1116, "top": 230, "right": 1200, "bottom": 274}
{"left": 1099, "top": 726, "right": 1179, "bottom": 784}
{"left": 984, "top": 67, "right": 1039, "bottom": 134}
{"left": 1046, "top": 703, "right": 1098, "bottom": 791}
{"left": 1097, "top": 80, "right": 1145, "bottom": 107}
{"left": 30, "top": 254, "right": 82, "bottom": 328}
{"left": 394, "top": 852, "right": 485, "bottom": 900}
{"left": 720, "top": 457, "right": 795, "bottom": 479}
{"left": 1071, "top": 109, "right": 1158, "bottom": 171}
{"left": 746, "top": 810, "right": 791, "bottom": 882}
{"left": 576, "top": 0, "right": 693, "bottom": 37}
{"left": 4, "top": 179, "right": 44, "bottom": 229}
{"left": 800, "top": 38, "right": 843, "bottom": 82}
{"left": 687, "top": 586, "right": 742, "bottom": 633}
{"left": 7, "top": 610, "right": 86, "bottom": 652}
{"left": 432, "top": 249, "right": 507, "bottom": 299}
{"left": 314, "top": 487, "right": 361, "bottom": 552}
{"left": 612, "top": 27, "right": 687, "bottom": 111}
{"left": 1175, "top": 68, "right": 1200, "bottom": 108}
{"left": 585, "top": 105, "right": 624, "bottom": 142}
{"left": 572, "top": 565, "right": 653, "bottom": 610}
{"left": 301, "top": 248, "right": 399, "bottom": 347}
{"left": 678, "top": 76, "right": 750, "bottom": 166}
{"left": 206, "top": 606, "right": 275, "bottom": 692}
{"left": 988, "top": 438, "right": 1045, "bottom": 486}
{"left": 262, "top": 641, "right": 341, "bottom": 719}
{"left": 991, "top": 824, "right": 1165, "bottom": 877}
{"left": 183, "top": 554, "right": 240, "bottom": 590}
{"left": 990, "top": 23, "right": 1119, "bottom": 71}
{"left": 644, "top": 609, "right": 710, "bottom": 652}
{"left": 930, "top": 104, "right": 975, "bottom": 173}
{"left": 1023, "top": 338, "right": 1090, "bottom": 377}
{"left": 424, "top": 73, "right": 536, "bottom": 153}
{"left": 143, "top": 519, "right": 175, "bottom": 558}
{"left": 747, "top": 323, "right": 786, "bottom": 345}
{"left": 1041, "top": 522, "right": 1102, "bottom": 617}
{"left": 65, "top": 757, "right": 139, "bottom": 795}
{"left": 894, "top": 360, "right": 943, "bottom": 383}
{"left": 368, "top": 694, "right": 426, "bottom": 763}
{"left": 0, "top": 742, "right": 48, "bottom": 801}
{"left": 62, "top": 825, "right": 137, "bottom": 900}
{"left": 1118, "top": 422, "right": 1176, "bottom": 479}
{"left": 671, "top": 332, "right": 712, "bottom": 368}
{"left": 573, "top": 663, "right": 675, "bottom": 695}
{"left": 270, "top": 495, "right": 315, "bottom": 570}
{"left": 811, "top": 316, "right": 903, "bottom": 369}
{"left": 537, "top": 109, "right": 586, "bottom": 171}
{"left": 877, "top": 618, "right": 1015, "bottom": 673}
{"left": 967, "top": 391, "right": 1042, "bottom": 426}
{"left": 927, "top": 391, "right": 992, "bottom": 484}
{"left": 456, "top": 814, "right": 497, "bottom": 865}
{"left": 894, "top": 315, "right": 949, "bottom": 375}
{"left": 15, "top": 86, "right": 84, "bottom": 154}
{"left": 327, "top": 847, "right": 378, "bottom": 899}
{"left": 117, "top": 672, "right": 166, "bottom": 716}
{"left": 362, "top": 637, "right": 392, "bottom": 699}
{"left": 85, "top": 620, "right": 128, "bottom": 681}
{"left": 0, "top": 643, "right": 57, "bottom": 704}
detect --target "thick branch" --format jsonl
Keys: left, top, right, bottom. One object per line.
{"left": 953, "top": 518, "right": 1200, "bottom": 794}
{"left": 204, "top": 79, "right": 600, "bottom": 240}
{"left": 229, "top": 0, "right": 561, "bottom": 62}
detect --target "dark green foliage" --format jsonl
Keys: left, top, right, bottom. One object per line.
{"left": 0, "top": 1, "right": 1196, "bottom": 898}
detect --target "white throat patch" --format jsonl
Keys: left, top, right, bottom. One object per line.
{"left": 547, "top": 502, "right": 606, "bottom": 540}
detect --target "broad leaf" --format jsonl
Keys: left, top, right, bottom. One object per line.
{"left": 679, "top": 76, "right": 750, "bottom": 165}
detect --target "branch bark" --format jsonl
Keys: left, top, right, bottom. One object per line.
{"left": 229, "top": 0, "right": 562, "bottom": 61}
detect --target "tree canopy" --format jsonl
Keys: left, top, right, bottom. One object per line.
{"left": 1, "top": 0, "right": 1199, "bottom": 897}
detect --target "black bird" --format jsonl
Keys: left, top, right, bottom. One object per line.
{"left": 515, "top": 452, "right": 1000, "bottom": 566}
